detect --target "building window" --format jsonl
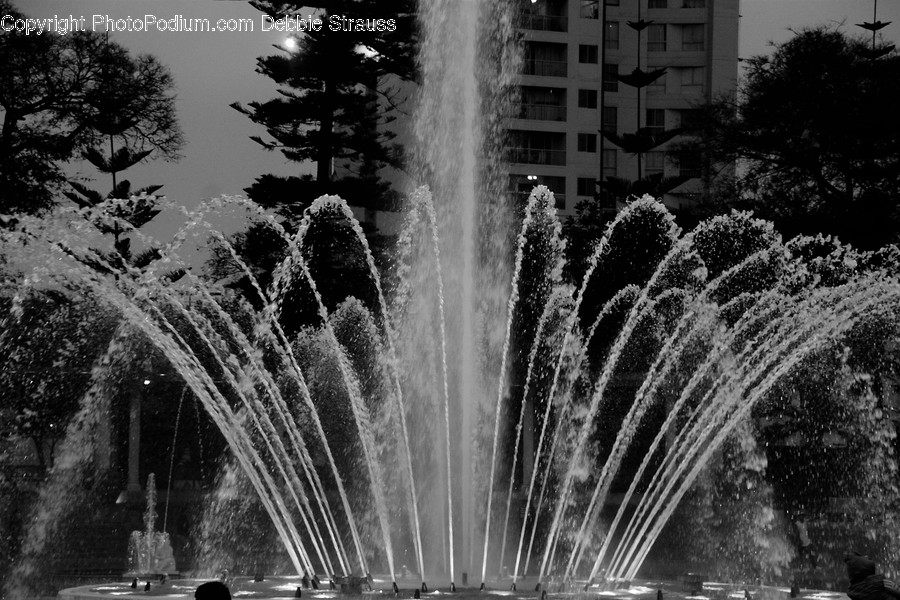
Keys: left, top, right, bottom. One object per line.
{"left": 518, "top": 86, "right": 568, "bottom": 121}
{"left": 524, "top": 41, "right": 569, "bottom": 77}
{"left": 682, "top": 24, "right": 705, "bottom": 51}
{"left": 646, "top": 108, "right": 665, "bottom": 134}
{"left": 578, "top": 133, "right": 598, "bottom": 153}
{"left": 602, "top": 106, "right": 617, "bottom": 134}
{"left": 677, "top": 150, "right": 702, "bottom": 178}
{"left": 683, "top": 0, "right": 705, "bottom": 7}
{"left": 602, "top": 149, "right": 617, "bottom": 179}
{"left": 647, "top": 24, "right": 667, "bottom": 52}
{"left": 579, "top": 44, "right": 599, "bottom": 64}
{"left": 603, "top": 63, "right": 618, "bottom": 92}
{"left": 521, "top": 0, "right": 569, "bottom": 32}
{"left": 645, "top": 151, "right": 665, "bottom": 175}
{"left": 577, "top": 177, "right": 596, "bottom": 196}
{"left": 648, "top": 0, "right": 667, "bottom": 7}
{"left": 605, "top": 21, "right": 619, "bottom": 50}
{"left": 681, "top": 66, "right": 704, "bottom": 92}
{"left": 578, "top": 88, "right": 598, "bottom": 109}
{"left": 580, "top": 0, "right": 599, "bottom": 18}
{"left": 508, "top": 130, "right": 567, "bottom": 166}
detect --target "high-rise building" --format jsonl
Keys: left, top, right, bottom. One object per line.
{"left": 509, "top": 0, "right": 740, "bottom": 216}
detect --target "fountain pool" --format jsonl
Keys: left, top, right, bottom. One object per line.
{"left": 57, "top": 577, "right": 847, "bottom": 600}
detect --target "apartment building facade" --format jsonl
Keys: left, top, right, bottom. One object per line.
{"left": 509, "top": 0, "right": 740, "bottom": 216}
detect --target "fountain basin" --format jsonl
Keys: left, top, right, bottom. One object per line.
{"left": 56, "top": 577, "right": 843, "bottom": 600}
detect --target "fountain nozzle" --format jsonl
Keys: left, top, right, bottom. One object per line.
{"left": 450, "top": 582, "right": 456, "bottom": 592}
{"left": 393, "top": 581, "right": 400, "bottom": 594}
{"left": 479, "top": 583, "right": 485, "bottom": 591}
{"left": 295, "top": 587, "right": 302, "bottom": 598}
{"left": 511, "top": 583, "right": 516, "bottom": 592}
{"left": 535, "top": 583, "right": 542, "bottom": 592}
{"left": 415, "top": 590, "right": 421, "bottom": 599}
{"left": 541, "top": 591, "right": 547, "bottom": 600}
{"left": 422, "top": 582, "right": 429, "bottom": 593}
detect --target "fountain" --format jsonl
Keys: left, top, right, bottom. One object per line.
{"left": 125, "top": 474, "right": 178, "bottom": 578}
{"left": 1, "top": 0, "right": 900, "bottom": 598}
{"left": 3, "top": 185, "right": 900, "bottom": 599}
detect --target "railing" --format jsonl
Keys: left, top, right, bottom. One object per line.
{"left": 514, "top": 102, "right": 567, "bottom": 121}
{"left": 520, "top": 13, "right": 568, "bottom": 32}
{"left": 507, "top": 147, "right": 567, "bottom": 166}
{"left": 523, "top": 58, "right": 568, "bottom": 77}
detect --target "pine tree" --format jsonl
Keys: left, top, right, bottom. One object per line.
{"left": 233, "top": 0, "right": 417, "bottom": 216}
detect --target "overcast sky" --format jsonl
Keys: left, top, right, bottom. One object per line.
{"left": 18, "top": 0, "right": 900, "bottom": 213}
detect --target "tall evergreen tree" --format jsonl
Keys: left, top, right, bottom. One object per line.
{"left": 233, "top": 0, "right": 417, "bottom": 217}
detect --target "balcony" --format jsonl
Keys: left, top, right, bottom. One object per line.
{"left": 507, "top": 147, "right": 567, "bottom": 166}
{"left": 523, "top": 58, "right": 568, "bottom": 77}
{"left": 514, "top": 102, "right": 567, "bottom": 122}
{"left": 520, "top": 13, "right": 568, "bottom": 32}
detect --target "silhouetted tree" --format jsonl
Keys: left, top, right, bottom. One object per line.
{"left": 0, "top": 0, "right": 182, "bottom": 215}
{"left": 689, "top": 27, "right": 900, "bottom": 248}
{"left": 233, "top": 0, "right": 416, "bottom": 213}
{"left": 0, "top": 292, "right": 118, "bottom": 471}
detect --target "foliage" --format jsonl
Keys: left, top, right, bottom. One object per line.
{"left": 234, "top": 0, "right": 417, "bottom": 212}
{"left": 824, "top": 369, "right": 900, "bottom": 575}
{"left": 689, "top": 210, "right": 783, "bottom": 304}
{"left": 752, "top": 326, "right": 900, "bottom": 577}
{"left": 194, "top": 460, "right": 288, "bottom": 576}
{"left": 0, "top": 1, "right": 182, "bottom": 215}
{"left": 290, "top": 298, "right": 401, "bottom": 566}
{"left": 0, "top": 291, "right": 118, "bottom": 470}
{"left": 566, "top": 177, "right": 687, "bottom": 284}
{"left": 689, "top": 27, "right": 900, "bottom": 249}
{"left": 243, "top": 174, "right": 402, "bottom": 224}
{"left": 659, "top": 420, "right": 794, "bottom": 581}
{"left": 65, "top": 146, "right": 165, "bottom": 224}
{"left": 205, "top": 220, "right": 291, "bottom": 310}
{"left": 576, "top": 197, "right": 681, "bottom": 326}
{"left": 509, "top": 187, "right": 567, "bottom": 382}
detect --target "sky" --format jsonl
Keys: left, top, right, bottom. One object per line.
{"left": 16, "top": 0, "right": 900, "bottom": 217}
